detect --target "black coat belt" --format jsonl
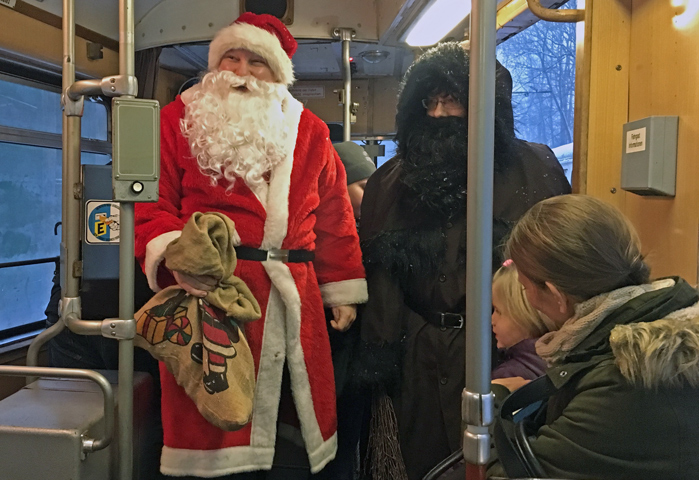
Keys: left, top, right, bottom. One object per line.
{"left": 235, "top": 246, "right": 315, "bottom": 263}
{"left": 423, "top": 312, "right": 465, "bottom": 329}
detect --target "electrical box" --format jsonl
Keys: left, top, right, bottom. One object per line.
{"left": 112, "top": 98, "right": 160, "bottom": 202}
{"left": 621, "top": 116, "right": 678, "bottom": 196}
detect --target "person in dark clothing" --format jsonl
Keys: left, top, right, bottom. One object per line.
{"left": 491, "top": 261, "right": 551, "bottom": 381}
{"left": 488, "top": 194, "right": 699, "bottom": 480}
{"left": 45, "top": 258, "right": 158, "bottom": 375}
{"left": 313, "top": 141, "right": 376, "bottom": 480}
{"left": 357, "top": 42, "right": 571, "bottom": 480}
{"left": 334, "top": 141, "right": 376, "bottom": 223}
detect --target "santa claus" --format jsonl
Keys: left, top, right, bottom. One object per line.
{"left": 135, "top": 12, "right": 367, "bottom": 478}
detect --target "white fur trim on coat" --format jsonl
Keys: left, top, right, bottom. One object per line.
{"left": 255, "top": 92, "right": 337, "bottom": 471}
{"left": 319, "top": 279, "right": 369, "bottom": 307}
{"left": 208, "top": 22, "right": 295, "bottom": 86}
{"left": 144, "top": 230, "right": 182, "bottom": 291}
{"left": 160, "top": 444, "right": 274, "bottom": 478}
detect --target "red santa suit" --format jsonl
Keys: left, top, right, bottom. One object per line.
{"left": 135, "top": 13, "right": 367, "bottom": 477}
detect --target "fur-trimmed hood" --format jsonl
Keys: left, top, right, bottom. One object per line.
{"left": 611, "top": 300, "right": 699, "bottom": 389}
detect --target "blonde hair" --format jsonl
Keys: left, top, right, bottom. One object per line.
{"left": 492, "top": 264, "right": 553, "bottom": 336}
{"left": 506, "top": 194, "right": 650, "bottom": 301}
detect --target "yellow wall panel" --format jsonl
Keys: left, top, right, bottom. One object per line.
{"left": 0, "top": 6, "right": 118, "bottom": 79}
{"left": 583, "top": 0, "right": 699, "bottom": 283}
{"left": 292, "top": 77, "right": 399, "bottom": 136}
{"left": 624, "top": 0, "right": 699, "bottom": 282}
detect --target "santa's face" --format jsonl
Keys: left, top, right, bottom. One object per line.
{"left": 181, "top": 70, "right": 291, "bottom": 190}
{"left": 218, "top": 48, "right": 276, "bottom": 84}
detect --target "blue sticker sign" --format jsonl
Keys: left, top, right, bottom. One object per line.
{"left": 85, "top": 201, "right": 120, "bottom": 244}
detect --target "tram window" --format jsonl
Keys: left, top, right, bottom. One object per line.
{"left": 496, "top": 0, "right": 577, "bottom": 184}
{"left": 0, "top": 74, "right": 110, "bottom": 342}
{"left": 352, "top": 140, "right": 397, "bottom": 168}
{"left": 82, "top": 152, "right": 112, "bottom": 165}
{"left": 0, "top": 263, "right": 55, "bottom": 334}
{"left": 0, "top": 76, "right": 108, "bottom": 141}
{"left": 376, "top": 140, "right": 397, "bottom": 168}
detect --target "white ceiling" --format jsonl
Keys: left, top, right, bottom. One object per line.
{"left": 158, "top": 41, "right": 413, "bottom": 80}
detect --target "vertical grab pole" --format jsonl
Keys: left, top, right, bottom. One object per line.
{"left": 62, "top": 0, "right": 81, "bottom": 310}
{"left": 341, "top": 34, "right": 351, "bottom": 142}
{"left": 463, "top": 0, "right": 497, "bottom": 478}
{"left": 333, "top": 28, "right": 355, "bottom": 142}
{"left": 118, "top": 0, "right": 136, "bottom": 478}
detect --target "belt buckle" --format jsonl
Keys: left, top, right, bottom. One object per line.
{"left": 267, "top": 248, "right": 289, "bottom": 262}
{"left": 440, "top": 312, "right": 464, "bottom": 329}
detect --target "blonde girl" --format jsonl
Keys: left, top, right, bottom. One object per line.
{"left": 491, "top": 260, "right": 553, "bottom": 379}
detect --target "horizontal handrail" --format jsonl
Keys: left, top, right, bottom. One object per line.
{"left": 0, "top": 365, "right": 114, "bottom": 453}
{"left": 0, "top": 256, "right": 59, "bottom": 269}
{"left": 526, "top": 0, "right": 585, "bottom": 22}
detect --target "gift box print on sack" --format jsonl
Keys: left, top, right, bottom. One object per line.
{"left": 137, "top": 290, "right": 192, "bottom": 346}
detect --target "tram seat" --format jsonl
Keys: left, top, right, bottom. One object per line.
{"left": 0, "top": 370, "right": 159, "bottom": 480}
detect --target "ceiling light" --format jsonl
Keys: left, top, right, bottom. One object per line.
{"left": 404, "top": 0, "right": 472, "bottom": 47}
{"left": 358, "top": 50, "right": 390, "bottom": 64}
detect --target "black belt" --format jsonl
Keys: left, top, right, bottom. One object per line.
{"left": 423, "top": 312, "right": 465, "bottom": 330}
{"left": 235, "top": 246, "right": 315, "bottom": 263}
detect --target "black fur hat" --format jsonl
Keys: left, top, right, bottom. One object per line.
{"left": 395, "top": 42, "right": 516, "bottom": 160}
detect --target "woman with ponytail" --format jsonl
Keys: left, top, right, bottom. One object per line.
{"left": 489, "top": 194, "right": 699, "bottom": 480}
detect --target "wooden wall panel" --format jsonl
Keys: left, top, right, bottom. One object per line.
{"left": 580, "top": 0, "right": 632, "bottom": 211}
{"left": 155, "top": 67, "right": 189, "bottom": 108}
{"left": 583, "top": 0, "right": 699, "bottom": 283}
{"left": 0, "top": 6, "right": 118, "bottom": 79}
{"left": 293, "top": 77, "right": 400, "bottom": 137}
{"left": 294, "top": 79, "right": 370, "bottom": 135}
{"left": 624, "top": 0, "right": 699, "bottom": 282}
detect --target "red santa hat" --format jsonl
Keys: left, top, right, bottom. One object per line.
{"left": 208, "top": 12, "right": 297, "bottom": 86}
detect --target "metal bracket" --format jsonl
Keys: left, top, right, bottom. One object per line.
{"left": 73, "top": 182, "right": 83, "bottom": 200}
{"left": 63, "top": 75, "right": 139, "bottom": 117}
{"left": 462, "top": 389, "right": 494, "bottom": 426}
{"left": 462, "top": 390, "right": 495, "bottom": 464}
{"left": 332, "top": 27, "right": 356, "bottom": 41}
{"left": 60, "top": 296, "right": 81, "bottom": 321}
{"left": 72, "top": 260, "right": 83, "bottom": 278}
{"left": 62, "top": 92, "right": 85, "bottom": 117}
{"left": 102, "top": 318, "right": 136, "bottom": 340}
{"left": 463, "top": 427, "right": 491, "bottom": 465}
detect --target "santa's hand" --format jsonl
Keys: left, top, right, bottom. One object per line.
{"left": 172, "top": 270, "right": 217, "bottom": 298}
{"left": 330, "top": 304, "right": 357, "bottom": 332}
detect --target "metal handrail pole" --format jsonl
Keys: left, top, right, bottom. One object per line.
{"left": 0, "top": 365, "right": 115, "bottom": 453}
{"left": 333, "top": 28, "right": 355, "bottom": 142}
{"left": 61, "top": 0, "right": 81, "bottom": 303}
{"left": 118, "top": 0, "right": 136, "bottom": 478}
{"left": 341, "top": 36, "right": 351, "bottom": 141}
{"left": 26, "top": 321, "right": 65, "bottom": 372}
{"left": 463, "top": 0, "right": 497, "bottom": 477}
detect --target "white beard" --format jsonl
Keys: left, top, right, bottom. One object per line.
{"left": 181, "top": 70, "right": 291, "bottom": 190}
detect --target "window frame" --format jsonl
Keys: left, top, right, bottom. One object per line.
{"left": 0, "top": 71, "right": 111, "bottom": 344}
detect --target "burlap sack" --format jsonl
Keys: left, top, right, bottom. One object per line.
{"left": 135, "top": 212, "right": 261, "bottom": 431}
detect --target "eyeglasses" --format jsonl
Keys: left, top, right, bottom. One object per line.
{"left": 421, "top": 95, "right": 460, "bottom": 111}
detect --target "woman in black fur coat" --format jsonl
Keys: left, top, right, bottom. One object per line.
{"left": 357, "top": 42, "right": 571, "bottom": 480}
